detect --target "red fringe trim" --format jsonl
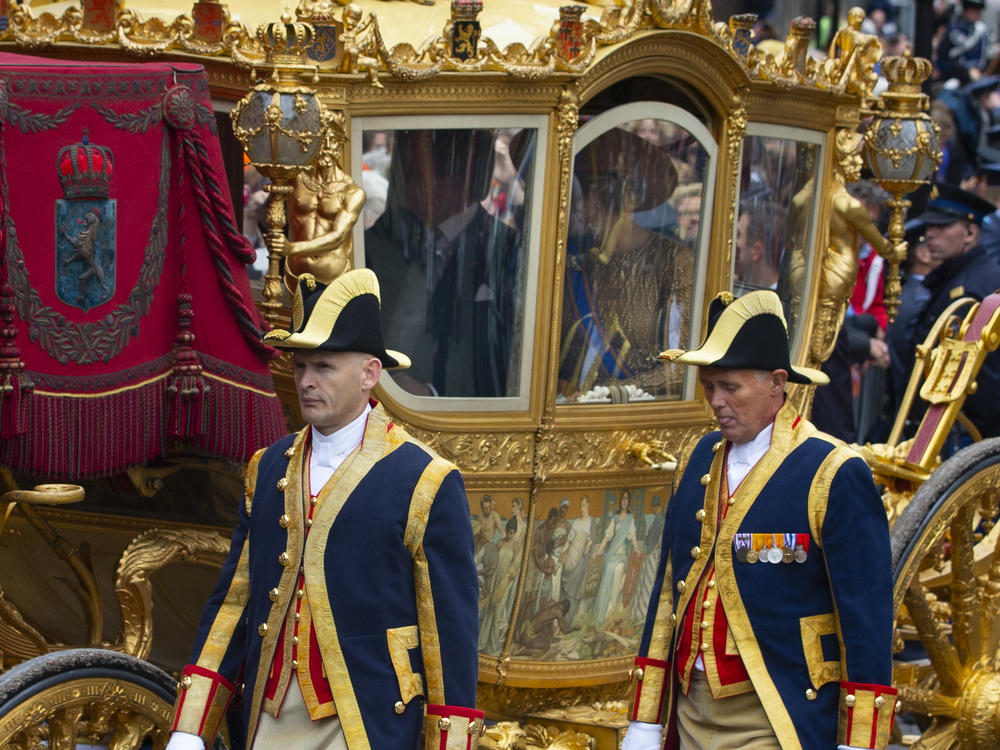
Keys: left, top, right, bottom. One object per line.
{"left": 0, "top": 377, "right": 285, "bottom": 479}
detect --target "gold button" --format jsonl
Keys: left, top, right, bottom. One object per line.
{"left": 695, "top": 509, "right": 706, "bottom": 522}
{"left": 874, "top": 696, "right": 884, "bottom": 709}
{"left": 278, "top": 514, "right": 290, "bottom": 528}
{"left": 291, "top": 659, "right": 298, "bottom": 670}
{"left": 258, "top": 623, "right": 268, "bottom": 636}
{"left": 310, "top": 496, "right": 318, "bottom": 506}
{"left": 394, "top": 701, "right": 405, "bottom": 714}
{"left": 700, "top": 620, "right": 708, "bottom": 629}
{"left": 700, "top": 474, "right": 711, "bottom": 486}
{"left": 707, "top": 579, "right": 715, "bottom": 589}
{"left": 294, "top": 612, "right": 301, "bottom": 621}
{"left": 269, "top": 588, "right": 279, "bottom": 602}
{"left": 297, "top": 588, "right": 305, "bottom": 598}
{"left": 677, "top": 580, "right": 686, "bottom": 592}
{"left": 438, "top": 717, "right": 451, "bottom": 731}
{"left": 635, "top": 667, "right": 644, "bottom": 681}
{"left": 712, "top": 441, "right": 722, "bottom": 452}
{"left": 277, "top": 477, "right": 288, "bottom": 491}
{"left": 278, "top": 552, "right": 289, "bottom": 566}
{"left": 306, "top": 518, "right": 313, "bottom": 528}
{"left": 805, "top": 688, "right": 817, "bottom": 701}
{"left": 728, "top": 497, "right": 736, "bottom": 505}
{"left": 179, "top": 675, "right": 192, "bottom": 690}
{"left": 670, "top": 612, "right": 677, "bottom": 623}
{"left": 292, "top": 636, "right": 299, "bottom": 645}
{"left": 700, "top": 643, "right": 708, "bottom": 651}
{"left": 284, "top": 446, "right": 295, "bottom": 458}
{"left": 845, "top": 694, "right": 856, "bottom": 707}
{"left": 691, "top": 546, "right": 701, "bottom": 558}
{"left": 895, "top": 699, "right": 903, "bottom": 713}
{"left": 703, "top": 599, "right": 712, "bottom": 609}
{"left": 468, "top": 719, "right": 480, "bottom": 736}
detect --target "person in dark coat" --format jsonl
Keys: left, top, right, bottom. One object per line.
{"left": 167, "top": 270, "right": 483, "bottom": 750}
{"left": 885, "top": 220, "right": 938, "bottom": 424}
{"left": 907, "top": 184, "right": 1000, "bottom": 437}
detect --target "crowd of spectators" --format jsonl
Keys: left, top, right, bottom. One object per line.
{"left": 757, "top": 0, "right": 1000, "bottom": 446}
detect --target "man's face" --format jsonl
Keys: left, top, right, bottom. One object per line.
{"left": 698, "top": 366, "right": 786, "bottom": 444}
{"left": 293, "top": 350, "right": 380, "bottom": 435}
{"left": 925, "top": 220, "right": 974, "bottom": 263}
{"left": 735, "top": 213, "right": 753, "bottom": 278}
{"left": 481, "top": 497, "right": 493, "bottom": 516}
{"left": 679, "top": 196, "right": 701, "bottom": 239}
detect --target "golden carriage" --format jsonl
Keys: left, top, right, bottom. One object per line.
{"left": 0, "top": 0, "right": 989, "bottom": 747}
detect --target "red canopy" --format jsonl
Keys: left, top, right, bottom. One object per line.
{"left": 0, "top": 53, "right": 286, "bottom": 478}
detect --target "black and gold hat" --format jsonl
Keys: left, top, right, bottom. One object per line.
{"left": 659, "top": 290, "right": 828, "bottom": 385}
{"left": 263, "top": 269, "right": 410, "bottom": 369}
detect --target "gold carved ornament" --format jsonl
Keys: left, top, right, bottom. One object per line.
{"left": 1, "top": 0, "right": 926, "bottom": 94}
{"left": 0, "top": 662, "right": 174, "bottom": 749}
{"left": 114, "top": 528, "right": 230, "bottom": 659}
{"left": 890, "top": 444, "right": 1000, "bottom": 750}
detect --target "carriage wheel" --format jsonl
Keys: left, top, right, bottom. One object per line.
{"left": 0, "top": 648, "right": 225, "bottom": 749}
{"left": 890, "top": 438, "right": 1000, "bottom": 749}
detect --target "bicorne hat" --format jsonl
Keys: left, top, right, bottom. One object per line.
{"left": 263, "top": 269, "right": 410, "bottom": 369}
{"left": 658, "top": 290, "right": 828, "bottom": 385}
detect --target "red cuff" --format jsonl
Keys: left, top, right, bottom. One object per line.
{"left": 424, "top": 704, "right": 486, "bottom": 750}
{"left": 837, "top": 681, "right": 898, "bottom": 750}
{"left": 171, "top": 665, "right": 236, "bottom": 743}
{"left": 630, "top": 656, "right": 670, "bottom": 724}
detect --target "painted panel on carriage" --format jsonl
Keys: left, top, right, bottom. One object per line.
{"left": 471, "top": 492, "right": 529, "bottom": 657}
{"left": 512, "top": 486, "right": 669, "bottom": 660}
{"left": 470, "top": 485, "right": 669, "bottom": 661}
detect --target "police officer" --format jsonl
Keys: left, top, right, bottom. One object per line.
{"left": 908, "top": 183, "right": 1000, "bottom": 436}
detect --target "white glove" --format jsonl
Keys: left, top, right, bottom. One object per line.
{"left": 165, "top": 731, "right": 205, "bottom": 750}
{"left": 621, "top": 721, "right": 663, "bottom": 750}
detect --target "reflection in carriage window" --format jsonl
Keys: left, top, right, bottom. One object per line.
{"left": 559, "top": 118, "right": 705, "bottom": 403}
{"left": 362, "top": 127, "right": 536, "bottom": 398}
{"left": 734, "top": 134, "right": 820, "bottom": 342}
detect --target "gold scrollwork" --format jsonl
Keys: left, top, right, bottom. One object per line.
{"left": 114, "top": 528, "right": 229, "bottom": 659}
{"left": 478, "top": 682, "right": 628, "bottom": 717}
{"left": 3, "top": 0, "right": 925, "bottom": 94}
{"left": 480, "top": 720, "right": 596, "bottom": 750}
{"left": 0, "top": 675, "right": 173, "bottom": 749}
{"left": 535, "top": 425, "right": 704, "bottom": 478}
{"left": 393, "top": 421, "right": 534, "bottom": 474}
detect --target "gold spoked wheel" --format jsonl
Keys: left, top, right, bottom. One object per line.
{"left": 891, "top": 438, "right": 1000, "bottom": 750}
{"left": 0, "top": 649, "right": 221, "bottom": 750}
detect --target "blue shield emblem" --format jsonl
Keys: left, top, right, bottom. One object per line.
{"left": 309, "top": 24, "right": 338, "bottom": 63}
{"left": 55, "top": 199, "right": 116, "bottom": 311}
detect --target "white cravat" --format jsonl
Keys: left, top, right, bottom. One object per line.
{"left": 309, "top": 404, "right": 371, "bottom": 496}
{"left": 725, "top": 422, "right": 773, "bottom": 491}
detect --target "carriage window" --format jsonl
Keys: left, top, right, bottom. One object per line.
{"left": 558, "top": 104, "right": 715, "bottom": 404}
{"left": 352, "top": 116, "right": 546, "bottom": 411}
{"left": 734, "top": 129, "right": 823, "bottom": 353}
